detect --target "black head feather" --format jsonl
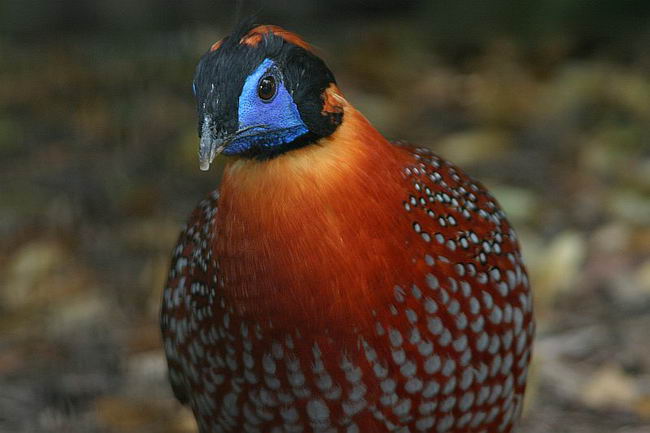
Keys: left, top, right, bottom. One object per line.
{"left": 193, "top": 21, "right": 343, "bottom": 160}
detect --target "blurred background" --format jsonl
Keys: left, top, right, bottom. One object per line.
{"left": 1, "top": 0, "right": 649, "bottom": 432}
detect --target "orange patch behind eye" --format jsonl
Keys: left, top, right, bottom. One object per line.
{"left": 321, "top": 84, "right": 346, "bottom": 115}
{"left": 240, "top": 25, "right": 315, "bottom": 53}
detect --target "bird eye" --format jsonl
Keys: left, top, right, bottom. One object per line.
{"left": 258, "top": 76, "right": 276, "bottom": 101}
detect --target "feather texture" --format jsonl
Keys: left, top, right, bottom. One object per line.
{"left": 162, "top": 25, "right": 533, "bottom": 433}
{"left": 162, "top": 103, "right": 533, "bottom": 433}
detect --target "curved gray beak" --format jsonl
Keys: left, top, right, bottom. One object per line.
{"left": 198, "top": 115, "right": 226, "bottom": 171}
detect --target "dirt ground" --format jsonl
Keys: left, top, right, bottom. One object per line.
{"left": 1, "top": 10, "right": 649, "bottom": 433}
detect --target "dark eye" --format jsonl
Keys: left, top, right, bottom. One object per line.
{"left": 258, "top": 76, "right": 276, "bottom": 101}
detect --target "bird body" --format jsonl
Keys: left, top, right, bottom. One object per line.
{"left": 161, "top": 23, "right": 533, "bottom": 433}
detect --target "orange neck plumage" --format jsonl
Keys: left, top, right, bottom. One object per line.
{"left": 214, "top": 96, "right": 417, "bottom": 334}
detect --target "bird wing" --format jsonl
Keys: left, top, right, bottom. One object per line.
{"left": 160, "top": 190, "right": 220, "bottom": 405}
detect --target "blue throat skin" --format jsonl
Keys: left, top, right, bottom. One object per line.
{"left": 224, "top": 58, "right": 309, "bottom": 156}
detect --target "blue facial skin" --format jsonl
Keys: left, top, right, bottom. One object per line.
{"left": 223, "top": 58, "right": 309, "bottom": 156}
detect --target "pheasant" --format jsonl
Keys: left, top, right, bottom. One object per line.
{"left": 161, "top": 22, "right": 534, "bottom": 433}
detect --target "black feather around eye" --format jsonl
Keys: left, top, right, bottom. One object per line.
{"left": 193, "top": 19, "right": 342, "bottom": 151}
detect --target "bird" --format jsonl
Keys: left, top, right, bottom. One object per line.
{"left": 161, "top": 21, "right": 534, "bottom": 433}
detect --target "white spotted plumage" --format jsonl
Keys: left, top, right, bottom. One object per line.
{"left": 161, "top": 143, "right": 533, "bottom": 432}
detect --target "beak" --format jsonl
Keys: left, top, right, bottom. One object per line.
{"left": 198, "top": 115, "right": 227, "bottom": 171}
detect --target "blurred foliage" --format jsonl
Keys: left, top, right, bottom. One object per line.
{"left": 1, "top": 1, "right": 649, "bottom": 432}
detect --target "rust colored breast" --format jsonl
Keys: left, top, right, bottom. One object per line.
{"left": 214, "top": 130, "right": 411, "bottom": 333}
{"left": 161, "top": 107, "right": 533, "bottom": 433}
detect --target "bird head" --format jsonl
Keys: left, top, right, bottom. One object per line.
{"left": 193, "top": 22, "right": 344, "bottom": 169}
